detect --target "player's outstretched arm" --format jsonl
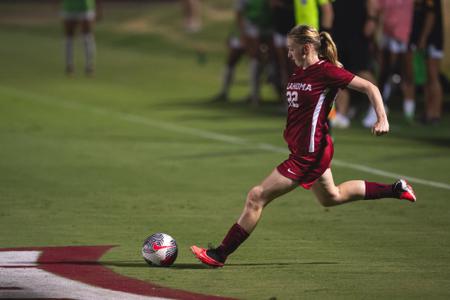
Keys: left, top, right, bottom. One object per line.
{"left": 347, "top": 76, "right": 389, "bottom": 136}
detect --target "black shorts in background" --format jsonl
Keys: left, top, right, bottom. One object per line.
{"left": 271, "top": 0, "right": 295, "bottom": 35}
{"left": 334, "top": 39, "right": 372, "bottom": 73}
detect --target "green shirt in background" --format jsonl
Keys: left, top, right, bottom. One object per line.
{"left": 293, "top": 0, "right": 330, "bottom": 29}
{"left": 63, "top": 0, "right": 96, "bottom": 12}
{"left": 244, "top": 0, "right": 272, "bottom": 29}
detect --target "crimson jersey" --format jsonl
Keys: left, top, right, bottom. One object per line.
{"left": 284, "top": 60, "right": 354, "bottom": 155}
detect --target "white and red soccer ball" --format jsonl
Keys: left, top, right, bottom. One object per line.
{"left": 141, "top": 233, "right": 178, "bottom": 266}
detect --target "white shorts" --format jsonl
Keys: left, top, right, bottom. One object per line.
{"left": 410, "top": 43, "right": 444, "bottom": 60}
{"left": 427, "top": 44, "right": 444, "bottom": 59}
{"left": 273, "top": 32, "right": 287, "bottom": 48}
{"left": 228, "top": 36, "right": 242, "bottom": 49}
{"left": 243, "top": 19, "right": 260, "bottom": 39}
{"left": 61, "top": 10, "right": 96, "bottom": 21}
{"left": 382, "top": 35, "right": 407, "bottom": 54}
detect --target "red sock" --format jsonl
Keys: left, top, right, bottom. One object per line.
{"left": 364, "top": 181, "right": 396, "bottom": 200}
{"left": 216, "top": 223, "right": 249, "bottom": 259}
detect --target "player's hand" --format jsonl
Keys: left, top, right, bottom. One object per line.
{"left": 372, "top": 118, "right": 389, "bottom": 136}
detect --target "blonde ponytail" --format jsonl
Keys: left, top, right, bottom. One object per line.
{"left": 288, "top": 25, "right": 343, "bottom": 67}
{"left": 319, "top": 31, "right": 342, "bottom": 67}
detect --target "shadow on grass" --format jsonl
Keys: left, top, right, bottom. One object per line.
{"left": 108, "top": 261, "right": 339, "bottom": 269}
{"left": 37, "top": 260, "right": 338, "bottom": 269}
{"left": 226, "top": 261, "right": 338, "bottom": 267}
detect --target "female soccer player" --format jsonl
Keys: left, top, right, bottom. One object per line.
{"left": 191, "top": 25, "right": 416, "bottom": 268}
{"left": 62, "top": 0, "right": 101, "bottom": 76}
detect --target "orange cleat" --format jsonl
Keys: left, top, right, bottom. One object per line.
{"left": 190, "top": 245, "right": 224, "bottom": 268}
{"left": 395, "top": 179, "right": 416, "bottom": 202}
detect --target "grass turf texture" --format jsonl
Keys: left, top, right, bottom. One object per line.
{"left": 1, "top": 1, "right": 450, "bottom": 299}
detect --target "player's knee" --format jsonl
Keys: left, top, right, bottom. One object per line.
{"left": 245, "top": 185, "right": 265, "bottom": 211}
{"left": 319, "top": 192, "right": 341, "bottom": 207}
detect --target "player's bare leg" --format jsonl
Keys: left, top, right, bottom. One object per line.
{"left": 237, "top": 168, "right": 298, "bottom": 233}
{"left": 192, "top": 168, "right": 417, "bottom": 267}
{"left": 312, "top": 168, "right": 416, "bottom": 207}
{"left": 191, "top": 168, "right": 297, "bottom": 267}
{"left": 312, "top": 168, "right": 365, "bottom": 206}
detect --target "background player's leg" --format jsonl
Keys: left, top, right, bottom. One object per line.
{"left": 81, "top": 19, "right": 96, "bottom": 75}
{"left": 64, "top": 20, "right": 77, "bottom": 75}
{"left": 424, "top": 57, "right": 443, "bottom": 122}
{"left": 215, "top": 41, "right": 244, "bottom": 101}
{"left": 402, "top": 50, "right": 416, "bottom": 120}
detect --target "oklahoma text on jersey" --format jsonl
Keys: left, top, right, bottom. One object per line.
{"left": 286, "top": 82, "right": 313, "bottom": 91}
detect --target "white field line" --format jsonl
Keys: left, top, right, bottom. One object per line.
{"left": 2, "top": 86, "right": 450, "bottom": 191}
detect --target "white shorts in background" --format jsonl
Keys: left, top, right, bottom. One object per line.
{"left": 410, "top": 43, "right": 444, "bottom": 60}
{"left": 273, "top": 32, "right": 287, "bottom": 48}
{"left": 228, "top": 36, "right": 242, "bottom": 49}
{"left": 61, "top": 10, "right": 96, "bottom": 22}
{"left": 243, "top": 19, "right": 260, "bottom": 38}
{"left": 382, "top": 35, "right": 407, "bottom": 54}
{"left": 427, "top": 44, "right": 444, "bottom": 59}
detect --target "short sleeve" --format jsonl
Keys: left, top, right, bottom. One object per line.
{"left": 323, "top": 63, "right": 355, "bottom": 89}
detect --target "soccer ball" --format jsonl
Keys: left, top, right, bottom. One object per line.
{"left": 141, "top": 233, "right": 178, "bottom": 266}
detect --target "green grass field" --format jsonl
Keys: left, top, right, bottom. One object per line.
{"left": 1, "top": 1, "right": 450, "bottom": 299}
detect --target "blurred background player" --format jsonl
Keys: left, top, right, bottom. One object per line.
{"left": 214, "top": 3, "right": 246, "bottom": 102}
{"left": 331, "top": 0, "right": 379, "bottom": 128}
{"left": 375, "top": 0, "right": 414, "bottom": 122}
{"left": 236, "top": 0, "right": 273, "bottom": 106}
{"left": 404, "top": 0, "right": 444, "bottom": 125}
{"left": 181, "top": 0, "right": 202, "bottom": 33}
{"left": 61, "top": 0, "right": 101, "bottom": 76}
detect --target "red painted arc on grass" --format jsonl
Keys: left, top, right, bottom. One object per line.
{"left": 0, "top": 246, "right": 235, "bottom": 300}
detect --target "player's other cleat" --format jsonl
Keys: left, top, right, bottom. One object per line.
{"left": 394, "top": 179, "right": 416, "bottom": 202}
{"left": 190, "top": 245, "right": 224, "bottom": 268}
